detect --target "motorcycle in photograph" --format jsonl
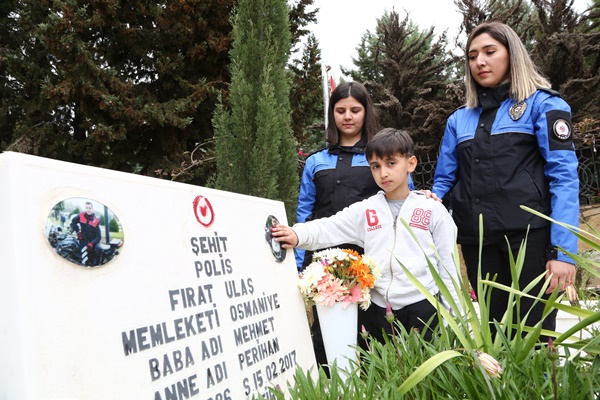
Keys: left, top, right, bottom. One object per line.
{"left": 48, "top": 225, "right": 122, "bottom": 267}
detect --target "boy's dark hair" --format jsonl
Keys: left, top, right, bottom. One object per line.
{"left": 366, "top": 128, "right": 414, "bottom": 160}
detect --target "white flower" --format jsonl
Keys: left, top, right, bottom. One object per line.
{"left": 298, "top": 262, "right": 325, "bottom": 295}
{"left": 298, "top": 247, "right": 381, "bottom": 308}
{"left": 476, "top": 351, "right": 503, "bottom": 378}
{"left": 565, "top": 285, "right": 579, "bottom": 306}
{"left": 359, "top": 287, "right": 372, "bottom": 310}
{"left": 362, "top": 255, "right": 381, "bottom": 280}
{"left": 313, "top": 248, "right": 352, "bottom": 273}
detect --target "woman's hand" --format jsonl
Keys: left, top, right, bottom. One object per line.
{"left": 418, "top": 189, "right": 442, "bottom": 202}
{"left": 545, "top": 260, "right": 576, "bottom": 294}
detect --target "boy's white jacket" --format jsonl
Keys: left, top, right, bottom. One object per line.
{"left": 294, "top": 191, "right": 462, "bottom": 312}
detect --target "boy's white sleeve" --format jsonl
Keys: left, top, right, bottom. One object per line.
{"left": 430, "top": 202, "right": 463, "bottom": 315}
{"left": 293, "top": 202, "right": 365, "bottom": 250}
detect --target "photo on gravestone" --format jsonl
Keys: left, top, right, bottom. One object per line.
{"left": 45, "top": 197, "right": 124, "bottom": 267}
{"left": 265, "top": 215, "right": 286, "bottom": 263}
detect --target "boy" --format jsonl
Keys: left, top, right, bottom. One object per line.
{"left": 271, "top": 128, "right": 461, "bottom": 342}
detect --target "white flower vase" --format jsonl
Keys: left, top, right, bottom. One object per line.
{"left": 315, "top": 302, "right": 358, "bottom": 374}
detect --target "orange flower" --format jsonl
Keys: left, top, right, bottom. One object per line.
{"left": 346, "top": 255, "right": 376, "bottom": 289}
{"left": 343, "top": 249, "right": 360, "bottom": 258}
{"left": 357, "top": 272, "right": 375, "bottom": 289}
{"left": 298, "top": 248, "right": 380, "bottom": 310}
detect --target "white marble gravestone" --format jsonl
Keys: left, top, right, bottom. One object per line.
{"left": 0, "top": 151, "right": 316, "bottom": 400}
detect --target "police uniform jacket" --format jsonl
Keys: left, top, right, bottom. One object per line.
{"left": 432, "top": 84, "right": 579, "bottom": 264}
{"left": 295, "top": 139, "right": 379, "bottom": 266}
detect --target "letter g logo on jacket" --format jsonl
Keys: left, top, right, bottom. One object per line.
{"left": 366, "top": 209, "right": 379, "bottom": 226}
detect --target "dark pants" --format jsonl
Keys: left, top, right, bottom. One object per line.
{"left": 460, "top": 227, "right": 556, "bottom": 337}
{"left": 312, "top": 298, "right": 438, "bottom": 376}
{"left": 358, "top": 298, "right": 439, "bottom": 345}
{"left": 309, "top": 305, "right": 328, "bottom": 373}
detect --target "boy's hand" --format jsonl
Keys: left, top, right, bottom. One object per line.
{"left": 270, "top": 225, "right": 299, "bottom": 249}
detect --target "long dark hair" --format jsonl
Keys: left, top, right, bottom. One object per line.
{"left": 326, "top": 81, "right": 379, "bottom": 145}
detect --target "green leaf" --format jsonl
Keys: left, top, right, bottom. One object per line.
{"left": 397, "top": 350, "right": 464, "bottom": 396}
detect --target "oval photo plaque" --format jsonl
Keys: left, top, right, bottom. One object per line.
{"left": 45, "top": 198, "right": 124, "bottom": 268}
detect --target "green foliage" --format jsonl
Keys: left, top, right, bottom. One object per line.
{"left": 212, "top": 0, "right": 299, "bottom": 223}
{"left": 344, "top": 10, "right": 463, "bottom": 153}
{"left": 288, "top": 0, "right": 318, "bottom": 54}
{"left": 2, "top": 0, "right": 234, "bottom": 185}
{"left": 289, "top": 34, "right": 325, "bottom": 155}
{"left": 262, "top": 211, "right": 600, "bottom": 399}
{"left": 455, "top": 0, "right": 535, "bottom": 41}
{"left": 342, "top": 31, "right": 383, "bottom": 83}
{"left": 108, "top": 218, "right": 119, "bottom": 233}
{"left": 531, "top": 0, "right": 600, "bottom": 120}
{"left": 341, "top": 0, "right": 599, "bottom": 155}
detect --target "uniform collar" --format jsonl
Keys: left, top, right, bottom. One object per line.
{"left": 327, "top": 138, "right": 367, "bottom": 155}
{"left": 477, "top": 83, "right": 510, "bottom": 111}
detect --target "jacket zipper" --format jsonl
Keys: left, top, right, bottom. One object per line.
{"left": 385, "top": 205, "right": 399, "bottom": 304}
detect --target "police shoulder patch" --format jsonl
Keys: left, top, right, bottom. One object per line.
{"left": 553, "top": 119, "right": 571, "bottom": 140}
{"left": 546, "top": 110, "right": 573, "bottom": 151}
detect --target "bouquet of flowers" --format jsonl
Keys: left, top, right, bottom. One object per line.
{"left": 298, "top": 248, "right": 381, "bottom": 310}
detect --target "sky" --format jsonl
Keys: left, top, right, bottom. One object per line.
{"left": 306, "top": 0, "right": 591, "bottom": 81}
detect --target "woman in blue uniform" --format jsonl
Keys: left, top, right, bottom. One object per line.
{"left": 432, "top": 22, "right": 579, "bottom": 337}
{"left": 296, "top": 81, "right": 380, "bottom": 372}
{"left": 296, "top": 81, "right": 381, "bottom": 269}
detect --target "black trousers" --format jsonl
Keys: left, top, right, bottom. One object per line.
{"left": 358, "top": 298, "right": 439, "bottom": 345}
{"left": 460, "top": 227, "right": 557, "bottom": 336}
{"left": 309, "top": 305, "right": 328, "bottom": 372}
{"left": 312, "top": 298, "right": 439, "bottom": 373}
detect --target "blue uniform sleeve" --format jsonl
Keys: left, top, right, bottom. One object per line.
{"left": 534, "top": 94, "right": 579, "bottom": 263}
{"left": 433, "top": 113, "right": 459, "bottom": 199}
{"left": 295, "top": 155, "right": 317, "bottom": 268}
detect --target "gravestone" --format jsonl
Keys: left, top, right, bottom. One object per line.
{"left": 0, "top": 152, "right": 316, "bottom": 399}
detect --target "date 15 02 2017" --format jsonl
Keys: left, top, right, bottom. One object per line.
{"left": 242, "top": 350, "right": 297, "bottom": 396}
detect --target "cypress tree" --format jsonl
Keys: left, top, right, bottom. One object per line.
{"left": 213, "top": 0, "right": 298, "bottom": 223}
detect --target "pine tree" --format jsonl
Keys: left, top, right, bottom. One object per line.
{"left": 346, "top": 10, "right": 461, "bottom": 152}
{"left": 454, "top": 0, "right": 534, "bottom": 39}
{"left": 213, "top": 0, "right": 298, "bottom": 223}
{"left": 531, "top": 0, "right": 600, "bottom": 119}
{"left": 342, "top": 30, "right": 385, "bottom": 83}
{"left": 288, "top": 0, "right": 318, "bottom": 55}
{"left": 2, "top": 0, "right": 233, "bottom": 184}
{"left": 1, "top": 0, "right": 60, "bottom": 154}
{"left": 289, "top": 34, "right": 325, "bottom": 154}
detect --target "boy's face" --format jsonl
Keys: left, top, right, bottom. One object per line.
{"left": 369, "top": 153, "right": 417, "bottom": 200}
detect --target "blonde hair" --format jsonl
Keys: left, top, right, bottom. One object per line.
{"left": 465, "top": 22, "right": 551, "bottom": 108}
